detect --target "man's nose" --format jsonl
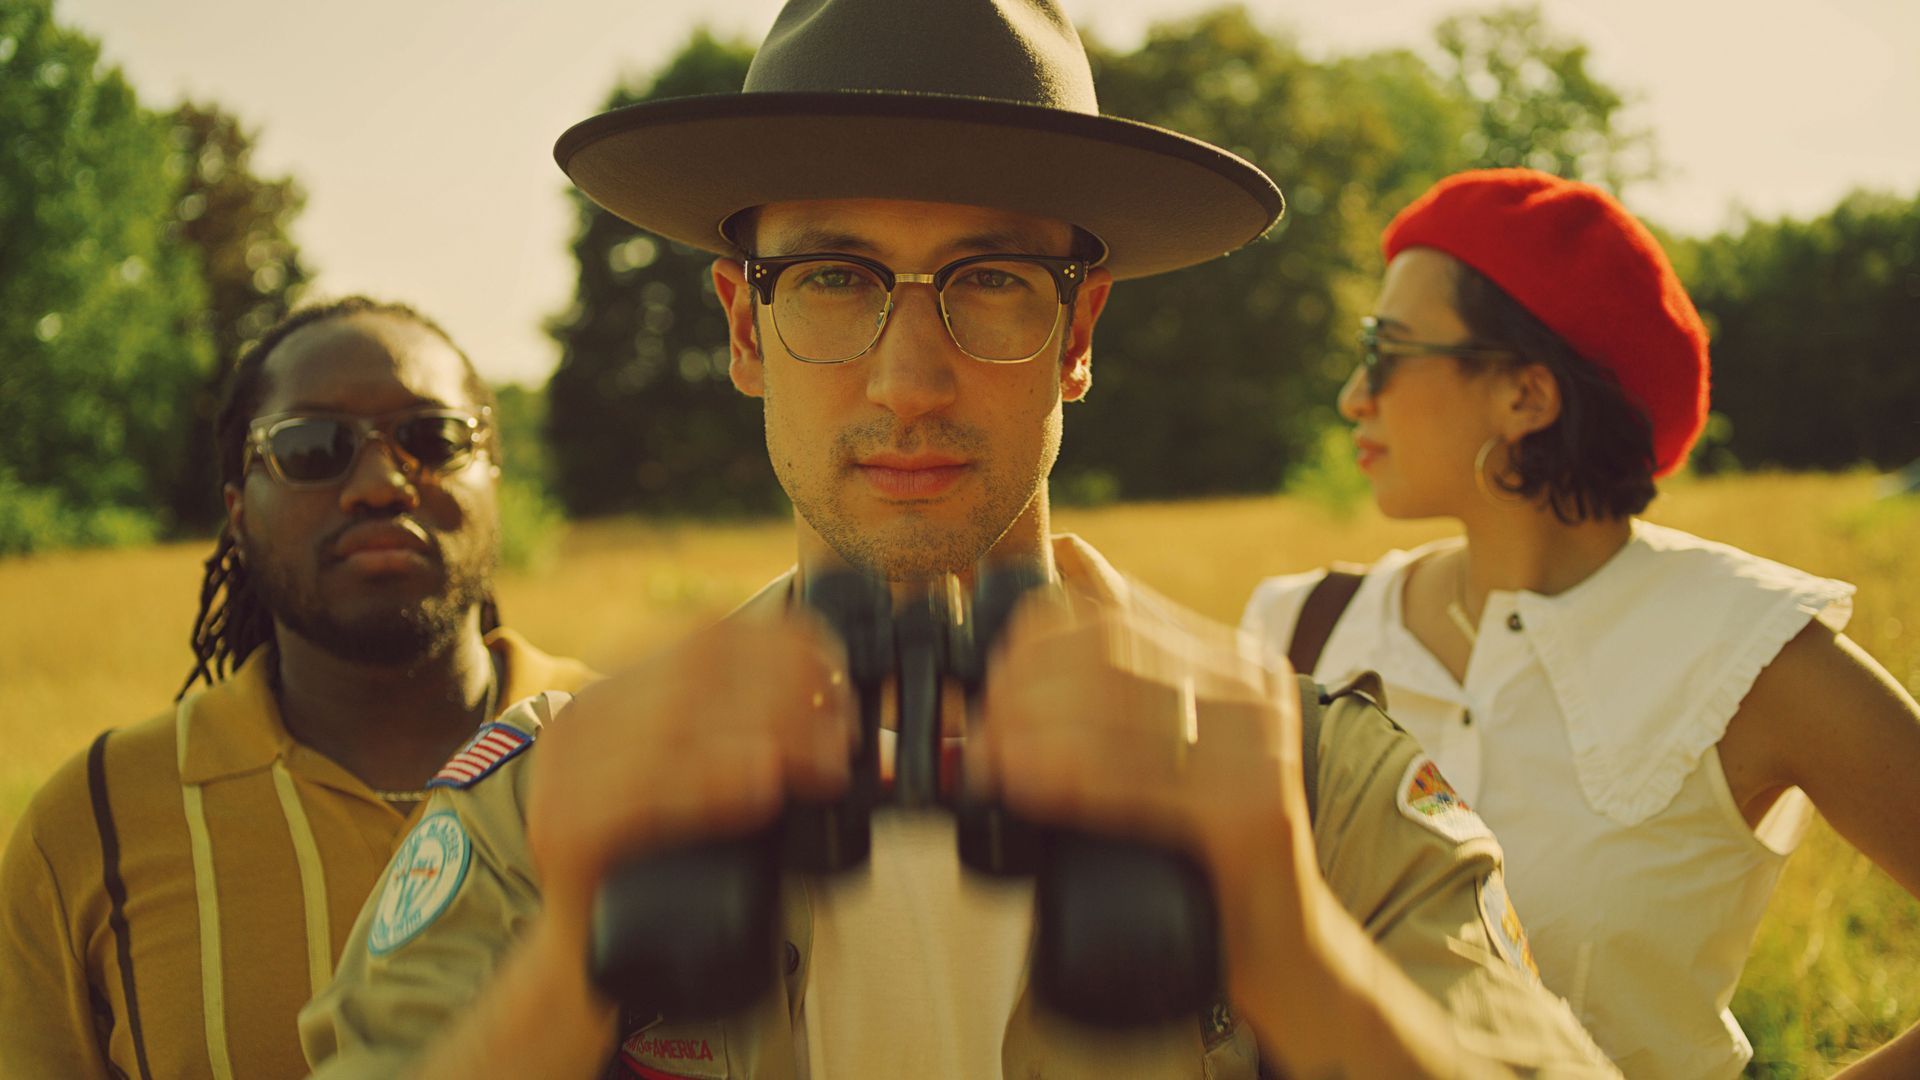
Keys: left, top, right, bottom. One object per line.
{"left": 338, "top": 434, "right": 422, "bottom": 513}
{"left": 864, "top": 286, "right": 959, "bottom": 421}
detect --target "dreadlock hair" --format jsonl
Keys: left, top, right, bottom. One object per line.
{"left": 178, "top": 296, "right": 503, "bottom": 700}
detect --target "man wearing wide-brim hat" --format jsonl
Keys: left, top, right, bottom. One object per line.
{"left": 302, "top": 2, "right": 1617, "bottom": 1077}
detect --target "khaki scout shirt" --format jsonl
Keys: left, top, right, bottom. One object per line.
{"left": 303, "top": 538, "right": 1616, "bottom": 1077}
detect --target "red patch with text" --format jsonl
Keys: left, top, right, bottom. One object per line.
{"left": 617, "top": 1022, "right": 727, "bottom": 1079}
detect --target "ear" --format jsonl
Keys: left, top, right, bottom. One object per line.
{"left": 1059, "top": 267, "right": 1112, "bottom": 403}
{"left": 223, "top": 483, "right": 247, "bottom": 557}
{"left": 712, "top": 258, "right": 765, "bottom": 398}
{"left": 1499, "top": 362, "right": 1563, "bottom": 440}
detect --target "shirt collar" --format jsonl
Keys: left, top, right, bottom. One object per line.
{"left": 177, "top": 628, "right": 578, "bottom": 787}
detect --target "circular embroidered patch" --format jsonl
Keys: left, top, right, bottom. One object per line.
{"left": 369, "top": 811, "right": 472, "bottom": 955}
{"left": 1395, "top": 756, "right": 1492, "bottom": 844}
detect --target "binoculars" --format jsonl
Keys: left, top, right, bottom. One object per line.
{"left": 588, "top": 567, "right": 1220, "bottom": 1028}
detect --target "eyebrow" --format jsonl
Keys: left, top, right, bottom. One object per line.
{"left": 762, "top": 225, "right": 1071, "bottom": 262}
{"left": 764, "top": 226, "right": 880, "bottom": 257}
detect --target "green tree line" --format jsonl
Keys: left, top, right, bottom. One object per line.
{"left": 1, "top": 0, "right": 305, "bottom": 554}
{"left": 4, "top": 1, "right": 1918, "bottom": 556}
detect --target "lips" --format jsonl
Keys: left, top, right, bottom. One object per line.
{"left": 326, "top": 519, "right": 436, "bottom": 573}
{"left": 854, "top": 453, "right": 971, "bottom": 499}
{"left": 1353, "top": 436, "right": 1387, "bottom": 470}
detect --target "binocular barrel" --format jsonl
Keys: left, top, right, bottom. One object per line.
{"left": 588, "top": 568, "right": 1221, "bottom": 1027}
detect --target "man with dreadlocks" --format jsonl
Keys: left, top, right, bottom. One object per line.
{"left": 0, "top": 296, "right": 594, "bottom": 1079}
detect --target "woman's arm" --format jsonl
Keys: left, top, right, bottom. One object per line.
{"left": 1720, "top": 622, "right": 1920, "bottom": 1077}
{"left": 1722, "top": 623, "right": 1920, "bottom": 894}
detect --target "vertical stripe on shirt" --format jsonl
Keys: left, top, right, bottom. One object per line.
{"left": 176, "top": 702, "right": 235, "bottom": 1080}
{"left": 87, "top": 729, "right": 154, "bottom": 1080}
{"left": 271, "top": 761, "right": 333, "bottom": 996}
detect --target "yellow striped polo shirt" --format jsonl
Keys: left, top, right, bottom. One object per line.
{"left": 0, "top": 629, "right": 595, "bottom": 1079}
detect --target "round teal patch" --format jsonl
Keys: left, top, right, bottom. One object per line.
{"left": 368, "top": 811, "right": 471, "bottom": 955}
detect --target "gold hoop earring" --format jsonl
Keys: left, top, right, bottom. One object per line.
{"left": 1474, "top": 436, "right": 1524, "bottom": 503}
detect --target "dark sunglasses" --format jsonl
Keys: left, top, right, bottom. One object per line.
{"left": 243, "top": 407, "right": 491, "bottom": 487}
{"left": 1357, "top": 316, "right": 1517, "bottom": 396}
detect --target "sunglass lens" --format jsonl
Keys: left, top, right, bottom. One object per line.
{"left": 1357, "top": 336, "right": 1392, "bottom": 397}
{"left": 269, "top": 419, "right": 356, "bottom": 483}
{"left": 394, "top": 415, "right": 474, "bottom": 469}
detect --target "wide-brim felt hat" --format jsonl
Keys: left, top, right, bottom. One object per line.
{"left": 554, "top": 0, "right": 1283, "bottom": 281}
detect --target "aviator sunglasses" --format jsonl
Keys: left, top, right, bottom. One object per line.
{"left": 242, "top": 407, "right": 491, "bottom": 487}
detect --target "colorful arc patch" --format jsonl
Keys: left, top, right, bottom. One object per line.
{"left": 1479, "top": 875, "right": 1541, "bottom": 979}
{"left": 427, "top": 721, "right": 532, "bottom": 789}
{"left": 368, "top": 811, "right": 470, "bottom": 955}
{"left": 1395, "top": 756, "right": 1492, "bottom": 844}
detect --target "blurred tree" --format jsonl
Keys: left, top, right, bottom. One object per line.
{"left": 491, "top": 382, "right": 552, "bottom": 489}
{"left": 544, "top": 30, "right": 780, "bottom": 517}
{"left": 1682, "top": 189, "right": 1920, "bottom": 471}
{"left": 1434, "top": 4, "right": 1659, "bottom": 192}
{"left": 0, "top": 0, "right": 211, "bottom": 553}
{"left": 1065, "top": 7, "right": 1474, "bottom": 501}
{"left": 167, "top": 100, "right": 310, "bottom": 529}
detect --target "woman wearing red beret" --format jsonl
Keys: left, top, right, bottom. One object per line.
{"left": 1243, "top": 168, "right": 1920, "bottom": 1079}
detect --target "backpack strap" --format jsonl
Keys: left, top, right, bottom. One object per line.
{"left": 1285, "top": 566, "right": 1365, "bottom": 676}
{"left": 86, "top": 729, "right": 153, "bottom": 1080}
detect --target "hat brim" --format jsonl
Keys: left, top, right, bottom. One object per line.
{"left": 555, "top": 92, "right": 1283, "bottom": 281}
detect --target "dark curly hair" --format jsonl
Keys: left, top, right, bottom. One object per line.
{"left": 1449, "top": 263, "right": 1658, "bottom": 523}
{"left": 178, "top": 297, "right": 501, "bottom": 699}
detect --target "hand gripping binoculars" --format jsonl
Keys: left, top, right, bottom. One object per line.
{"left": 588, "top": 567, "right": 1220, "bottom": 1028}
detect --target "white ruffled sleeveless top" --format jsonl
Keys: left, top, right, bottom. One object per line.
{"left": 1242, "top": 521, "right": 1853, "bottom": 1080}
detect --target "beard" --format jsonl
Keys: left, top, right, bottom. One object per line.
{"left": 246, "top": 519, "right": 496, "bottom": 667}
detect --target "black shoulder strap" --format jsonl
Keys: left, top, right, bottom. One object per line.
{"left": 1285, "top": 567, "right": 1365, "bottom": 676}
{"left": 86, "top": 730, "right": 152, "bottom": 1080}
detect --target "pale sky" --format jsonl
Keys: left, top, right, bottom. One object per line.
{"left": 56, "top": 0, "right": 1920, "bottom": 386}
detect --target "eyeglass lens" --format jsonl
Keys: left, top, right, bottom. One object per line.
{"left": 771, "top": 258, "right": 1062, "bottom": 362}
{"left": 267, "top": 415, "right": 476, "bottom": 483}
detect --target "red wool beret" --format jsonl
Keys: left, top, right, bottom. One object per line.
{"left": 1381, "top": 168, "right": 1710, "bottom": 478}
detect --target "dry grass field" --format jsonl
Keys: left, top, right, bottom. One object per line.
{"left": 1, "top": 472, "right": 1913, "bottom": 1075}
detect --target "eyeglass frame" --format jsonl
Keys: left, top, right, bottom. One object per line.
{"left": 741, "top": 251, "right": 1091, "bottom": 364}
{"left": 241, "top": 406, "right": 493, "bottom": 488}
{"left": 1356, "top": 316, "right": 1519, "bottom": 397}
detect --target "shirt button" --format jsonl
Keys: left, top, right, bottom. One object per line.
{"left": 1462, "top": 709, "right": 1473, "bottom": 727}
{"left": 785, "top": 941, "right": 801, "bottom": 975}
{"left": 1506, "top": 612, "right": 1524, "bottom": 632}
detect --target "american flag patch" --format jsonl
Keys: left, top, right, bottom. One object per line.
{"left": 426, "top": 722, "right": 534, "bottom": 789}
